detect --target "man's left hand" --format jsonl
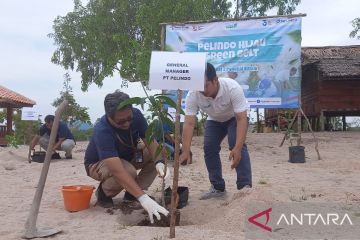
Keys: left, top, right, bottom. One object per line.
{"left": 155, "top": 162, "right": 170, "bottom": 179}
{"left": 28, "top": 147, "right": 34, "bottom": 161}
{"left": 229, "top": 148, "right": 242, "bottom": 169}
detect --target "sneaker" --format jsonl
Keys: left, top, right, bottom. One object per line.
{"left": 199, "top": 185, "right": 226, "bottom": 200}
{"left": 237, "top": 184, "right": 252, "bottom": 194}
{"left": 237, "top": 184, "right": 251, "bottom": 190}
{"left": 95, "top": 183, "right": 113, "bottom": 208}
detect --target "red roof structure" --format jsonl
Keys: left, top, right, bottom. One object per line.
{"left": 0, "top": 85, "right": 36, "bottom": 146}
{"left": 0, "top": 85, "right": 36, "bottom": 108}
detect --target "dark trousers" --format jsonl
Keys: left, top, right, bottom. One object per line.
{"left": 203, "top": 117, "right": 252, "bottom": 191}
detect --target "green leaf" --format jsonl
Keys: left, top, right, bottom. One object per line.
{"left": 145, "top": 121, "right": 156, "bottom": 143}
{"left": 155, "top": 144, "right": 163, "bottom": 159}
{"left": 153, "top": 121, "right": 163, "bottom": 140}
{"left": 117, "top": 97, "right": 146, "bottom": 110}
{"left": 151, "top": 112, "right": 157, "bottom": 120}
{"left": 148, "top": 96, "right": 156, "bottom": 106}
{"left": 155, "top": 95, "right": 177, "bottom": 109}
{"left": 153, "top": 93, "right": 171, "bottom": 97}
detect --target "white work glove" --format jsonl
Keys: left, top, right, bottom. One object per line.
{"left": 155, "top": 162, "right": 171, "bottom": 179}
{"left": 138, "top": 194, "right": 169, "bottom": 224}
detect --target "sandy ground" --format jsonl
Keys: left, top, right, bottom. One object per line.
{"left": 0, "top": 132, "right": 359, "bottom": 240}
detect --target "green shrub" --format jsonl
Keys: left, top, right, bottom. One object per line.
{"left": 71, "top": 127, "right": 94, "bottom": 141}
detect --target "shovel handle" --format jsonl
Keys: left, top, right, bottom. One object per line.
{"left": 28, "top": 147, "right": 33, "bottom": 163}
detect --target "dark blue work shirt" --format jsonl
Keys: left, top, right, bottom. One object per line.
{"left": 84, "top": 108, "right": 147, "bottom": 171}
{"left": 39, "top": 121, "right": 74, "bottom": 142}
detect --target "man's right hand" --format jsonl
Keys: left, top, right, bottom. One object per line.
{"left": 138, "top": 194, "right": 169, "bottom": 224}
{"left": 179, "top": 151, "right": 192, "bottom": 165}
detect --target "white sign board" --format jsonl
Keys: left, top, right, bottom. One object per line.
{"left": 21, "top": 107, "right": 38, "bottom": 121}
{"left": 149, "top": 51, "right": 207, "bottom": 91}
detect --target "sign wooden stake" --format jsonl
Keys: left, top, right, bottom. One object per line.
{"left": 169, "top": 90, "right": 182, "bottom": 238}
{"left": 279, "top": 107, "right": 321, "bottom": 160}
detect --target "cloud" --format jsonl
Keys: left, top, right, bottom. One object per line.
{"left": 294, "top": 0, "right": 360, "bottom": 46}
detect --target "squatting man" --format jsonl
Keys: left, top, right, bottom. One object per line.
{"left": 29, "top": 115, "right": 75, "bottom": 159}
{"left": 84, "top": 91, "right": 170, "bottom": 223}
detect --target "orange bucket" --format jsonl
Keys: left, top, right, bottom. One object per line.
{"left": 61, "top": 185, "right": 95, "bottom": 212}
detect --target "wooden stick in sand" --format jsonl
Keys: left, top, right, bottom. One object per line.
{"left": 23, "top": 100, "right": 68, "bottom": 239}
{"left": 170, "top": 90, "right": 182, "bottom": 238}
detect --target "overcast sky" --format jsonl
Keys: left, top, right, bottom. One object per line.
{"left": 0, "top": 0, "right": 359, "bottom": 123}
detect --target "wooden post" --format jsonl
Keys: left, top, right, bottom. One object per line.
{"left": 342, "top": 115, "right": 346, "bottom": 131}
{"left": 256, "top": 108, "right": 260, "bottom": 133}
{"left": 299, "top": 108, "right": 321, "bottom": 160}
{"left": 277, "top": 109, "right": 281, "bottom": 133}
{"left": 160, "top": 24, "right": 165, "bottom": 51}
{"left": 297, "top": 109, "right": 301, "bottom": 146}
{"left": 23, "top": 100, "right": 67, "bottom": 239}
{"left": 159, "top": 24, "right": 166, "bottom": 207}
{"left": 279, "top": 109, "right": 299, "bottom": 147}
{"left": 320, "top": 110, "right": 325, "bottom": 131}
{"left": 280, "top": 108, "right": 322, "bottom": 160}
{"left": 6, "top": 107, "right": 13, "bottom": 135}
{"left": 170, "top": 90, "right": 182, "bottom": 238}
{"left": 311, "top": 117, "right": 315, "bottom": 131}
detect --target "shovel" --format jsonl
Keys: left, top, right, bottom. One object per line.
{"left": 22, "top": 100, "right": 67, "bottom": 239}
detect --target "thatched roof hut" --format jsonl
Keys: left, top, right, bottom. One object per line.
{"left": 265, "top": 45, "right": 360, "bottom": 131}
{"left": 302, "top": 45, "right": 360, "bottom": 79}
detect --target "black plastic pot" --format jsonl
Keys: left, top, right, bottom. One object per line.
{"left": 164, "top": 186, "right": 189, "bottom": 209}
{"left": 289, "top": 146, "right": 305, "bottom": 163}
{"left": 31, "top": 151, "right": 46, "bottom": 163}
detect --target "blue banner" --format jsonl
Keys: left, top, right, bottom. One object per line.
{"left": 165, "top": 17, "right": 302, "bottom": 108}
